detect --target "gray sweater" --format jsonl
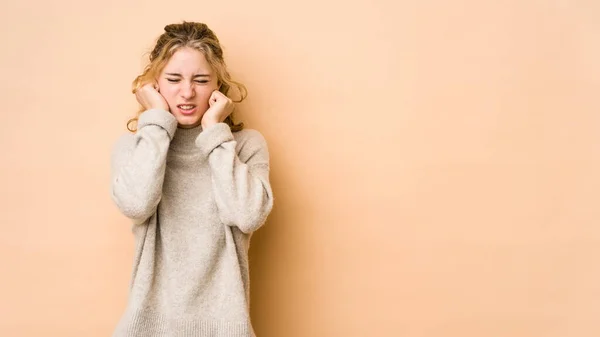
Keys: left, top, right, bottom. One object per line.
{"left": 110, "top": 108, "right": 274, "bottom": 337}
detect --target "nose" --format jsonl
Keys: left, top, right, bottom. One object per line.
{"left": 180, "top": 82, "right": 196, "bottom": 99}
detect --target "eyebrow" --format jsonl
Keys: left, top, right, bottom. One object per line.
{"left": 165, "top": 73, "right": 210, "bottom": 77}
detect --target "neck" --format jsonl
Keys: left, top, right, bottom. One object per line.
{"left": 170, "top": 124, "right": 203, "bottom": 152}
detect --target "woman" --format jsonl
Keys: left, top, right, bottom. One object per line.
{"left": 110, "top": 21, "right": 274, "bottom": 337}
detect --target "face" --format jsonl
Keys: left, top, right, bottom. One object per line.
{"left": 157, "top": 47, "right": 219, "bottom": 128}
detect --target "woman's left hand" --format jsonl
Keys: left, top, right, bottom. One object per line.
{"left": 201, "top": 90, "right": 234, "bottom": 129}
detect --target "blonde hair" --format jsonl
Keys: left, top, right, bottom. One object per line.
{"left": 127, "top": 21, "right": 247, "bottom": 132}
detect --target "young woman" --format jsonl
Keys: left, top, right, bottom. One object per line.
{"left": 110, "top": 21, "right": 274, "bottom": 337}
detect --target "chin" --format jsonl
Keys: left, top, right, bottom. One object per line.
{"left": 176, "top": 115, "right": 202, "bottom": 128}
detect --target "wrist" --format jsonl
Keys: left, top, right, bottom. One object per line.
{"left": 149, "top": 105, "right": 170, "bottom": 112}
{"left": 201, "top": 120, "right": 219, "bottom": 129}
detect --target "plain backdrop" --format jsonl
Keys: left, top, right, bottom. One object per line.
{"left": 1, "top": 0, "right": 599, "bottom": 336}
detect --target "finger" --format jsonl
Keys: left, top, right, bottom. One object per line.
{"left": 214, "top": 89, "right": 230, "bottom": 99}
{"left": 208, "top": 91, "right": 219, "bottom": 104}
{"left": 210, "top": 89, "right": 221, "bottom": 100}
{"left": 214, "top": 90, "right": 232, "bottom": 103}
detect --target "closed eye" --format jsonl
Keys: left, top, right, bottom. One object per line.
{"left": 166, "top": 79, "right": 209, "bottom": 84}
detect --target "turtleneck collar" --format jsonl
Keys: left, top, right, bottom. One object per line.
{"left": 170, "top": 124, "right": 203, "bottom": 152}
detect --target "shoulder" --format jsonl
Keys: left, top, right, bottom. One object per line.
{"left": 111, "top": 132, "right": 136, "bottom": 158}
{"left": 233, "top": 128, "right": 268, "bottom": 148}
{"left": 232, "top": 128, "right": 270, "bottom": 161}
{"left": 114, "top": 131, "right": 136, "bottom": 148}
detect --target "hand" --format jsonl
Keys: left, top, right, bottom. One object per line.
{"left": 201, "top": 90, "right": 234, "bottom": 129}
{"left": 134, "top": 83, "right": 170, "bottom": 112}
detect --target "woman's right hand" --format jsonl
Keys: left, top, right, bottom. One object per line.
{"left": 135, "top": 83, "right": 170, "bottom": 112}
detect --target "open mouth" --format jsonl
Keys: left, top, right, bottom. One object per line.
{"left": 177, "top": 104, "right": 197, "bottom": 115}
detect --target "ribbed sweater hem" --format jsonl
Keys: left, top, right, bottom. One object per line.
{"left": 113, "top": 308, "right": 254, "bottom": 337}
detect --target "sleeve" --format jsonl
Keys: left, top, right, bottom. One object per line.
{"left": 110, "top": 108, "right": 178, "bottom": 224}
{"left": 195, "top": 123, "right": 274, "bottom": 234}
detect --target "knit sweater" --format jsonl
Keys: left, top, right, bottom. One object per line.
{"left": 109, "top": 108, "right": 274, "bottom": 337}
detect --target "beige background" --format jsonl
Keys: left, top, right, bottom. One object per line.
{"left": 1, "top": 0, "right": 599, "bottom": 336}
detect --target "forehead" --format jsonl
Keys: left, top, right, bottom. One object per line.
{"left": 163, "top": 47, "right": 212, "bottom": 74}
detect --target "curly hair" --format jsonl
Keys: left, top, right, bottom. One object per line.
{"left": 127, "top": 21, "right": 246, "bottom": 132}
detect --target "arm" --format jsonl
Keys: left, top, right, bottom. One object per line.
{"left": 196, "top": 123, "right": 274, "bottom": 233}
{"left": 110, "top": 109, "right": 178, "bottom": 224}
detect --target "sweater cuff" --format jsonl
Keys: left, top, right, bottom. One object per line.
{"left": 137, "top": 109, "right": 178, "bottom": 140}
{"left": 195, "top": 123, "right": 234, "bottom": 157}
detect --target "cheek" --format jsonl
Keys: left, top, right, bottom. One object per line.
{"left": 157, "top": 85, "right": 177, "bottom": 102}
{"left": 195, "top": 87, "right": 216, "bottom": 103}
{"left": 197, "top": 89, "right": 212, "bottom": 101}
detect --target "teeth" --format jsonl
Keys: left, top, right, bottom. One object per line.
{"left": 179, "top": 105, "right": 195, "bottom": 110}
